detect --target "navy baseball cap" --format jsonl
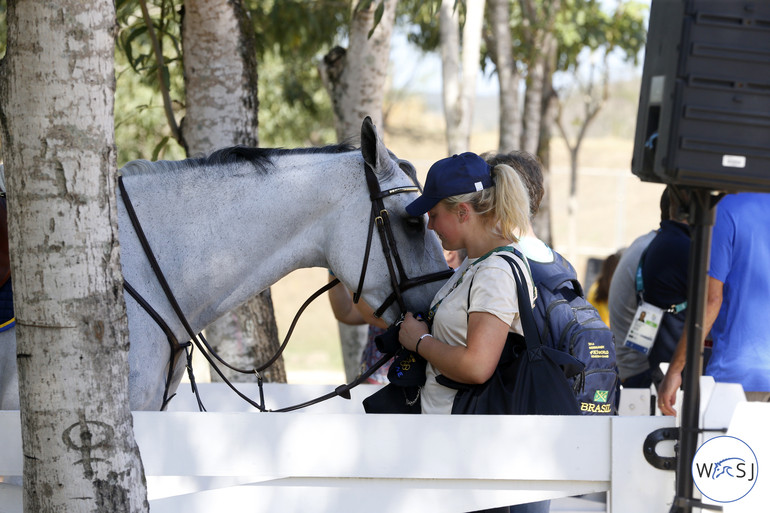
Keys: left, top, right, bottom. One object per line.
{"left": 406, "top": 152, "right": 493, "bottom": 216}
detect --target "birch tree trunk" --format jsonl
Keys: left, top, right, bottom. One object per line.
{"left": 319, "top": 0, "right": 397, "bottom": 143}
{"left": 0, "top": 1, "right": 148, "bottom": 511}
{"left": 440, "top": 0, "right": 486, "bottom": 155}
{"left": 521, "top": 50, "right": 549, "bottom": 156}
{"left": 181, "top": 0, "right": 285, "bottom": 384}
{"left": 182, "top": 0, "right": 258, "bottom": 150}
{"left": 488, "top": 0, "right": 521, "bottom": 153}
{"left": 531, "top": 36, "right": 558, "bottom": 246}
{"left": 518, "top": 0, "right": 561, "bottom": 245}
{"left": 519, "top": 0, "right": 560, "bottom": 158}
{"left": 318, "top": 0, "right": 397, "bottom": 381}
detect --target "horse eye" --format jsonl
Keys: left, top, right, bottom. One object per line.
{"left": 404, "top": 216, "right": 424, "bottom": 233}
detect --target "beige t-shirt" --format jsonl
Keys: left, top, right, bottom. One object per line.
{"left": 420, "top": 247, "right": 535, "bottom": 414}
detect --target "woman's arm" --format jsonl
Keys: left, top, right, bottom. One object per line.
{"left": 327, "top": 275, "right": 366, "bottom": 325}
{"left": 328, "top": 275, "right": 388, "bottom": 329}
{"left": 398, "top": 311, "right": 509, "bottom": 384}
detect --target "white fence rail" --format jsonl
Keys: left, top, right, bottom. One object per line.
{"left": 2, "top": 377, "right": 767, "bottom": 513}
{"left": 5, "top": 381, "right": 768, "bottom": 512}
{"left": 1, "top": 383, "right": 678, "bottom": 513}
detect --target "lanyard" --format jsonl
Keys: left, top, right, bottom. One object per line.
{"left": 427, "top": 245, "right": 517, "bottom": 322}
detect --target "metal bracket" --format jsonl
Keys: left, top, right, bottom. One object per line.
{"left": 671, "top": 496, "right": 723, "bottom": 511}
{"left": 643, "top": 427, "right": 679, "bottom": 470}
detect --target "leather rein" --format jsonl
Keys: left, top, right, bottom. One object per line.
{"left": 117, "top": 162, "right": 452, "bottom": 412}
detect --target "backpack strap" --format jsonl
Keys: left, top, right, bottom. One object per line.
{"left": 498, "top": 254, "right": 545, "bottom": 351}
{"left": 465, "top": 251, "right": 543, "bottom": 351}
{"left": 539, "top": 273, "right": 584, "bottom": 297}
{"left": 528, "top": 253, "right": 584, "bottom": 297}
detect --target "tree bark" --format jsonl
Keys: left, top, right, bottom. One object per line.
{"left": 532, "top": 35, "right": 558, "bottom": 246}
{"left": 0, "top": 1, "right": 148, "bottom": 511}
{"left": 487, "top": 0, "right": 521, "bottom": 153}
{"left": 519, "top": 0, "right": 560, "bottom": 157}
{"left": 319, "top": 0, "right": 397, "bottom": 143}
{"left": 181, "top": 0, "right": 285, "bottom": 383}
{"left": 521, "top": 50, "right": 548, "bottom": 156}
{"left": 519, "top": 0, "right": 561, "bottom": 245}
{"left": 203, "top": 293, "right": 284, "bottom": 383}
{"left": 182, "top": 0, "right": 259, "bottom": 152}
{"left": 440, "top": 0, "right": 486, "bottom": 155}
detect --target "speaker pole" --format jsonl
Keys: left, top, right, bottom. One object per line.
{"left": 670, "top": 188, "right": 720, "bottom": 513}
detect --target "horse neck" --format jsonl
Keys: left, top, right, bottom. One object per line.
{"left": 119, "top": 152, "right": 365, "bottom": 333}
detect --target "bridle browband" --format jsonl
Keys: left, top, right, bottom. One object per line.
{"left": 117, "top": 158, "right": 452, "bottom": 412}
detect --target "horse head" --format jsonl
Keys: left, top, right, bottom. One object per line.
{"left": 326, "top": 117, "right": 451, "bottom": 325}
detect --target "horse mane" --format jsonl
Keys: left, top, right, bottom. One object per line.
{"left": 120, "top": 143, "right": 358, "bottom": 177}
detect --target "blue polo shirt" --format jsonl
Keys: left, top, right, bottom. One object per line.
{"left": 706, "top": 193, "right": 770, "bottom": 392}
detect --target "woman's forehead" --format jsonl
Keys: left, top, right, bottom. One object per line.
{"left": 429, "top": 202, "right": 449, "bottom": 215}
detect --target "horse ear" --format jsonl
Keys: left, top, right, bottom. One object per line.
{"left": 360, "top": 116, "right": 389, "bottom": 177}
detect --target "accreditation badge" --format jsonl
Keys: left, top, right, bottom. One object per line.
{"left": 622, "top": 301, "right": 665, "bottom": 354}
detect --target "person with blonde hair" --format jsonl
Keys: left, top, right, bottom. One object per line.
{"left": 398, "top": 152, "right": 535, "bottom": 414}
{"left": 397, "top": 152, "right": 552, "bottom": 513}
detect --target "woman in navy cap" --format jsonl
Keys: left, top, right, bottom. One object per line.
{"left": 399, "top": 152, "right": 535, "bottom": 416}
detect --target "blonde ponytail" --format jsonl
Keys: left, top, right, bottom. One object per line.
{"left": 491, "top": 164, "right": 531, "bottom": 241}
{"left": 442, "top": 163, "right": 530, "bottom": 241}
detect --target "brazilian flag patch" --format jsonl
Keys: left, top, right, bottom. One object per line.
{"left": 593, "top": 390, "right": 609, "bottom": 403}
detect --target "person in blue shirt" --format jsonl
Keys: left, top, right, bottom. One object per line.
{"left": 659, "top": 192, "right": 770, "bottom": 415}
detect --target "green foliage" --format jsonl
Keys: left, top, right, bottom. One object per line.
{"left": 399, "top": 0, "right": 641, "bottom": 78}
{"left": 115, "top": 0, "right": 185, "bottom": 161}
{"left": 605, "top": 1, "right": 648, "bottom": 64}
{"left": 554, "top": 0, "right": 647, "bottom": 72}
{"left": 115, "top": 48, "right": 185, "bottom": 166}
{"left": 480, "top": 0, "right": 646, "bottom": 74}
{"left": 369, "top": 1, "right": 386, "bottom": 38}
{"left": 256, "top": 51, "right": 337, "bottom": 147}
{"left": 0, "top": 0, "right": 344, "bottom": 160}
{"left": 246, "top": 1, "right": 349, "bottom": 146}
{"left": 247, "top": 1, "right": 349, "bottom": 61}
{"left": 397, "top": 1, "right": 441, "bottom": 52}
{"left": 113, "top": 0, "right": 347, "bottom": 153}
{"left": 116, "top": 0, "right": 184, "bottom": 86}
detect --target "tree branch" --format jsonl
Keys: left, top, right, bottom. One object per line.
{"left": 139, "top": 0, "right": 183, "bottom": 149}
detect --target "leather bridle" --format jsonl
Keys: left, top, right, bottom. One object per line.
{"left": 118, "top": 159, "right": 452, "bottom": 412}
{"left": 352, "top": 159, "right": 453, "bottom": 321}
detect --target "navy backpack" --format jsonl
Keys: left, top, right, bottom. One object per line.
{"left": 518, "top": 251, "right": 620, "bottom": 415}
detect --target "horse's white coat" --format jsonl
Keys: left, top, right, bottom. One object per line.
{"left": 0, "top": 121, "right": 448, "bottom": 410}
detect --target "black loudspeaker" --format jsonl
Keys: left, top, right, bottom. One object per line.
{"left": 632, "top": 0, "right": 770, "bottom": 192}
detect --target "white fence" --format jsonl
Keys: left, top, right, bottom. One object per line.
{"left": 1, "top": 381, "right": 767, "bottom": 512}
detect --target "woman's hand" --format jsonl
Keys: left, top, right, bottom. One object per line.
{"left": 398, "top": 312, "right": 429, "bottom": 352}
